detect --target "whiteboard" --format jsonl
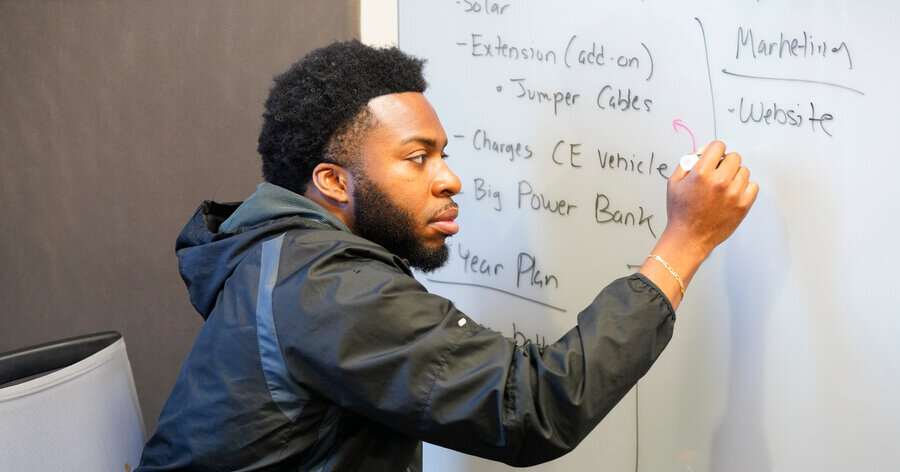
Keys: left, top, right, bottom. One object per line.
{"left": 399, "top": 1, "right": 900, "bottom": 471}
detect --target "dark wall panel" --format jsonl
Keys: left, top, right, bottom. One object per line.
{"left": 0, "top": 0, "right": 360, "bottom": 431}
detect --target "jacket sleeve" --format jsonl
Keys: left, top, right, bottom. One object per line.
{"left": 271, "top": 237, "right": 676, "bottom": 467}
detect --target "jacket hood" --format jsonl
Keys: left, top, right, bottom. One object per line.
{"left": 175, "top": 183, "right": 350, "bottom": 319}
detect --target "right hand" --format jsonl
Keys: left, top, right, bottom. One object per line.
{"left": 663, "top": 140, "right": 759, "bottom": 261}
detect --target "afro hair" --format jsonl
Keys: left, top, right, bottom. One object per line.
{"left": 257, "top": 40, "right": 428, "bottom": 194}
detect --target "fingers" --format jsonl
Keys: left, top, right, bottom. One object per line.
{"left": 726, "top": 166, "right": 750, "bottom": 195}
{"left": 732, "top": 165, "right": 750, "bottom": 184}
{"left": 695, "top": 141, "right": 726, "bottom": 173}
{"left": 718, "top": 152, "right": 742, "bottom": 178}
{"left": 742, "top": 181, "right": 760, "bottom": 207}
{"left": 694, "top": 141, "right": 743, "bottom": 183}
{"left": 674, "top": 143, "right": 756, "bottom": 207}
{"left": 727, "top": 166, "right": 759, "bottom": 208}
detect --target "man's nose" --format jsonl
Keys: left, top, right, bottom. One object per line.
{"left": 433, "top": 159, "right": 462, "bottom": 197}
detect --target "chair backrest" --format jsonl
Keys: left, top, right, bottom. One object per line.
{"left": 0, "top": 331, "right": 146, "bottom": 472}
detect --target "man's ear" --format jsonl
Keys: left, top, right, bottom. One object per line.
{"left": 308, "top": 162, "right": 353, "bottom": 204}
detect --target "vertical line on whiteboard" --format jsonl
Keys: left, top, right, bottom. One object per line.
{"left": 395, "top": 0, "right": 401, "bottom": 47}
{"left": 634, "top": 382, "right": 640, "bottom": 472}
{"left": 695, "top": 17, "right": 717, "bottom": 139}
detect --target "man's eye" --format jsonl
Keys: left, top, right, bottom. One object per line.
{"left": 410, "top": 155, "right": 426, "bottom": 164}
{"left": 441, "top": 153, "right": 449, "bottom": 160}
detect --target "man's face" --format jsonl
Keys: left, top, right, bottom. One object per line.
{"left": 349, "top": 92, "right": 461, "bottom": 272}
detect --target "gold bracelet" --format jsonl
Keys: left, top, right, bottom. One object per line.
{"left": 647, "top": 255, "right": 685, "bottom": 295}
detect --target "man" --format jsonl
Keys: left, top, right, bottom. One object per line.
{"left": 138, "top": 40, "right": 757, "bottom": 470}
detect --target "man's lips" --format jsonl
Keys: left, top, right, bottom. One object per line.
{"left": 429, "top": 207, "right": 459, "bottom": 235}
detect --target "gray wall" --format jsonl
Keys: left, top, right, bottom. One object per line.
{"left": 0, "top": 0, "right": 360, "bottom": 432}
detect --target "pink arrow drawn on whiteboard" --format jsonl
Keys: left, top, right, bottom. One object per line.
{"left": 672, "top": 119, "right": 696, "bottom": 151}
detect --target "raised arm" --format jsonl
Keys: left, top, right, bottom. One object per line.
{"left": 639, "top": 141, "right": 759, "bottom": 309}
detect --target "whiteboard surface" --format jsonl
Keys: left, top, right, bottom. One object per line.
{"left": 399, "top": 1, "right": 900, "bottom": 471}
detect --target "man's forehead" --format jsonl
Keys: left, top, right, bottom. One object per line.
{"left": 366, "top": 92, "right": 446, "bottom": 146}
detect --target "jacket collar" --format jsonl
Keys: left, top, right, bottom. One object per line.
{"left": 219, "top": 182, "right": 350, "bottom": 233}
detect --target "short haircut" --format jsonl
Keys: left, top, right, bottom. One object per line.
{"left": 258, "top": 40, "right": 428, "bottom": 194}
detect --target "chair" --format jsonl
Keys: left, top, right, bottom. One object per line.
{"left": 0, "top": 331, "right": 146, "bottom": 472}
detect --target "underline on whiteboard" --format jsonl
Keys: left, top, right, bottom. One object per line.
{"left": 425, "top": 278, "right": 568, "bottom": 313}
{"left": 695, "top": 17, "right": 718, "bottom": 140}
{"left": 721, "top": 69, "right": 865, "bottom": 95}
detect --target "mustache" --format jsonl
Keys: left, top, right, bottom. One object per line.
{"left": 431, "top": 200, "right": 459, "bottom": 220}
{"left": 439, "top": 201, "right": 458, "bottom": 212}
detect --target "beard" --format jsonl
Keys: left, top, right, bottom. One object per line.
{"left": 352, "top": 174, "right": 451, "bottom": 273}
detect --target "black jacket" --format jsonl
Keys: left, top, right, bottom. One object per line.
{"left": 138, "top": 184, "right": 676, "bottom": 471}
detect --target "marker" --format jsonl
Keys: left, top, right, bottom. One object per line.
{"left": 679, "top": 152, "right": 727, "bottom": 171}
{"left": 680, "top": 153, "right": 701, "bottom": 171}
